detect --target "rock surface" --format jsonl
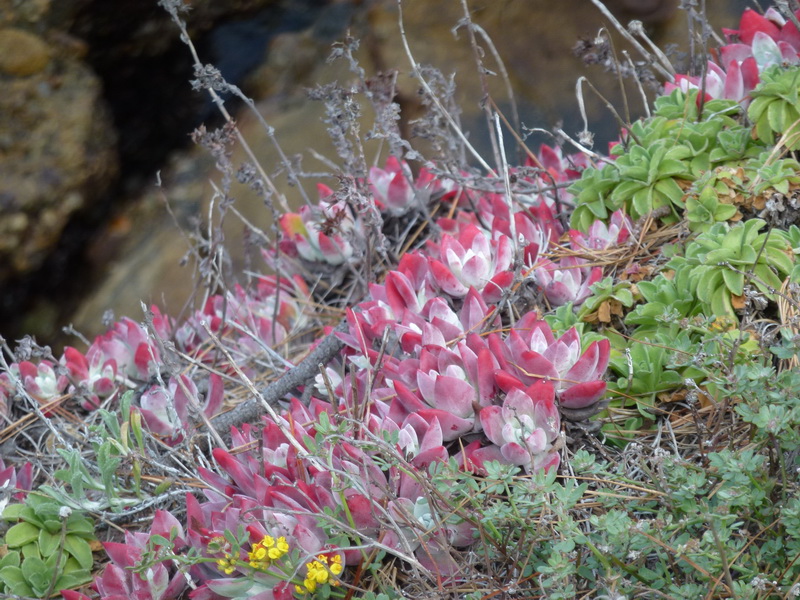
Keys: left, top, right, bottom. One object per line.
{"left": 0, "top": 0, "right": 312, "bottom": 343}
{"left": 0, "top": 19, "right": 117, "bottom": 283}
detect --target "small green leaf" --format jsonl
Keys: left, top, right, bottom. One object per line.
{"left": 42, "top": 518, "right": 62, "bottom": 534}
{"left": 1, "top": 504, "right": 26, "bottom": 521}
{"left": 21, "top": 556, "right": 51, "bottom": 594}
{"left": 5, "top": 522, "right": 40, "bottom": 548}
{"left": 38, "top": 528, "right": 61, "bottom": 558}
{"left": 753, "top": 263, "right": 783, "bottom": 295}
{"left": 0, "top": 551, "right": 19, "bottom": 570}
{"left": 55, "top": 569, "right": 93, "bottom": 592}
{"left": 615, "top": 288, "right": 634, "bottom": 307}
{"left": 710, "top": 286, "right": 733, "bottom": 318}
{"left": 722, "top": 268, "right": 745, "bottom": 296}
{"left": 714, "top": 204, "right": 738, "bottom": 221}
{"left": 767, "top": 99, "right": 787, "bottom": 135}
{"left": 64, "top": 534, "right": 94, "bottom": 570}
{"left": 747, "top": 96, "right": 769, "bottom": 121}
{"left": 0, "top": 566, "right": 34, "bottom": 597}
{"left": 21, "top": 542, "right": 39, "bottom": 560}
{"left": 756, "top": 110, "right": 774, "bottom": 144}
{"left": 66, "top": 515, "right": 96, "bottom": 538}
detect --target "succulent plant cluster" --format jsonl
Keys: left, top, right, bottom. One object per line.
{"left": 2, "top": 2, "right": 800, "bottom": 599}
{"left": 0, "top": 138, "right": 622, "bottom": 597}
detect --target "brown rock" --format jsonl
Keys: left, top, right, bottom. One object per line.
{"left": 0, "top": 28, "right": 51, "bottom": 76}
{"left": 0, "top": 56, "right": 118, "bottom": 279}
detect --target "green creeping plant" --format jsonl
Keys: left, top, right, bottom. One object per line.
{"left": 748, "top": 65, "right": 800, "bottom": 150}
{"left": 684, "top": 168, "right": 742, "bottom": 233}
{"left": 0, "top": 494, "right": 96, "bottom": 598}
{"left": 666, "top": 218, "right": 794, "bottom": 320}
{"left": 569, "top": 89, "right": 758, "bottom": 232}
{"left": 745, "top": 152, "right": 800, "bottom": 196}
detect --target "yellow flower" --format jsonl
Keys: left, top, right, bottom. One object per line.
{"left": 247, "top": 534, "right": 290, "bottom": 571}
{"left": 313, "top": 563, "right": 329, "bottom": 584}
{"left": 299, "top": 553, "right": 342, "bottom": 593}
{"left": 252, "top": 546, "right": 267, "bottom": 560}
{"left": 272, "top": 536, "right": 289, "bottom": 557}
{"left": 216, "top": 555, "right": 237, "bottom": 575}
{"left": 329, "top": 554, "right": 343, "bottom": 575}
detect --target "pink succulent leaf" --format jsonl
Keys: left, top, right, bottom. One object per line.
{"left": 170, "top": 375, "right": 196, "bottom": 429}
{"left": 725, "top": 8, "right": 781, "bottom": 44}
{"left": 203, "top": 373, "right": 225, "bottom": 418}
{"left": 499, "top": 441, "right": 537, "bottom": 465}
{"left": 751, "top": 30, "right": 784, "bottom": 68}
{"left": 544, "top": 328, "right": 580, "bottom": 366}
{"left": 559, "top": 380, "right": 607, "bottom": 409}
{"left": 419, "top": 369, "right": 476, "bottom": 418}
{"left": 211, "top": 448, "right": 258, "bottom": 496}
{"left": 779, "top": 40, "right": 800, "bottom": 63}
{"left": 564, "top": 338, "right": 610, "bottom": 383}
{"left": 62, "top": 347, "right": 89, "bottom": 380}
{"left": 316, "top": 230, "right": 345, "bottom": 261}
{"left": 61, "top": 592, "right": 93, "bottom": 600}
{"left": 483, "top": 270, "right": 514, "bottom": 303}
{"left": 720, "top": 42, "right": 754, "bottom": 65}
{"left": 148, "top": 304, "right": 172, "bottom": 340}
{"left": 494, "top": 369, "right": 526, "bottom": 393}
{"left": 515, "top": 311, "right": 556, "bottom": 346}
{"left": 416, "top": 415, "right": 445, "bottom": 455}
{"left": 456, "top": 440, "right": 505, "bottom": 473}
{"left": 103, "top": 541, "right": 143, "bottom": 568}
{"left": 278, "top": 201, "right": 355, "bottom": 266}
{"left": 480, "top": 406, "right": 505, "bottom": 445}
{"left": 456, "top": 337, "right": 493, "bottom": 404}
{"left": 529, "top": 448, "right": 561, "bottom": 472}
{"left": 429, "top": 258, "right": 470, "bottom": 297}
{"left": 740, "top": 56, "right": 761, "bottom": 94}
{"left": 507, "top": 328, "right": 534, "bottom": 361}
{"left": 9, "top": 462, "right": 32, "bottom": 500}
{"left": 569, "top": 210, "right": 633, "bottom": 250}
{"left": 273, "top": 581, "right": 295, "bottom": 600}
{"left": 414, "top": 536, "right": 463, "bottom": 578}
{"left": 134, "top": 343, "right": 158, "bottom": 379}
{"left": 385, "top": 269, "right": 422, "bottom": 316}
{"left": 345, "top": 493, "right": 381, "bottom": 531}
{"left": 392, "top": 381, "right": 428, "bottom": 413}
{"left": 488, "top": 332, "right": 513, "bottom": 372}
{"left": 415, "top": 409, "right": 474, "bottom": 442}
{"left": 723, "top": 59, "right": 745, "bottom": 101}
{"left": 279, "top": 212, "right": 307, "bottom": 237}
{"left": 414, "top": 445, "right": 449, "bottom": 468}
{"left": 151, "top": 509, "right": 185, "bottom": 545}
{"left": 139, "top": 384, "right": 184, "bottom": 441}
{"left": 513, "top": 350, "right": 560, "bottom": 383}
{"left": 370, "top": 156, "right": 415, "bottom": 213}
{"left": 460, "top": 287, "right": 494, "bottom": 332}
{"left": 397, "top": 251, "right": 431, "bottom": 285}
{"left": 420, "top": 322, "right": 447, "bottom": 347}
{"left": 95, "top": 563, "right": 131, "bottom": 598}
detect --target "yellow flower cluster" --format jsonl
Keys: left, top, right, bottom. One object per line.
{"left": 216, "top": 553, "right": 237, "bottom": 575}
{"left": 295, "top": 553, "right": 343, "bottom": 594}
{"left": 248, "top": 535, "right": 289, "bottom": 570}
